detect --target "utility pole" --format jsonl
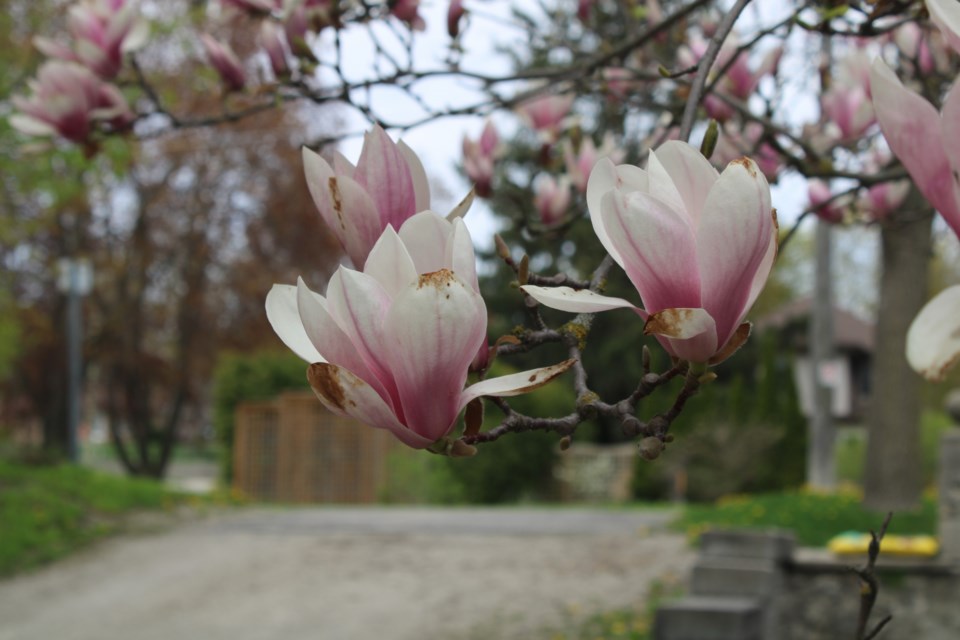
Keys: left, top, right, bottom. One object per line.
{"left": 808, "top": 220, "right": 836, "bottom": 489}
{"left": 57, "top": 258, "right": 93, "bottom": 463}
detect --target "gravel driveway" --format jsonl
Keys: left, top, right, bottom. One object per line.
{"left": 0, "top": 506, "right": 693, "bottom": 640}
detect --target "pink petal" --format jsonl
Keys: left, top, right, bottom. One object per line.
{"left": 302, "top": 147, "right": 382, "bottom": 267}
{"left": 307, "top": 364, "right": 432, "bottom": 449}
{"left": 644, "top": 307, "right": 718, "bottom": 363}
{"left": 459, "top": 359, "right": 576, "bottom": 410}
{"left": 599, "top": 190, "right": 702, "bottom": 313}
{"left": 325, "top": 267, "right": 400, "bottom": 410}
{"left": 907, "top": 285, "right": 960, "bottom": 381}
{"left": 697, "top": 157, "right": 773, "bottom": 346}
{"left": 870, "top": 59, "right": 960, "bottom": 235}
{"left": 382, "top": 270, "right": 487, "bottom": 442}
{"left": 295, "top": 278, "right": 391, "bottom": 402}
{"left": 650, "top": 140, "right": 720, "bottom": 226}
{"left": 646, "top": 148, "right": 689, "bottom": 222}
{"left": 354, "top": 125, "right": 417, "bottom": 230}
{"left": 445, "top": 218, "right": 479, "bottom": 292}
{"left": 938, "top": 80, "right": 960, "bottom": 236}
{"left": 265, "top": 284, "right": 325, "bottom": 363}
{"left": 520, "top": 286, "right": 638, "bottom": 314}
{"left": 397, "top": 210, "right": 454, "bottom": 274}
{"left": 363, "top": 226, "right": 418, "bottom": 299}
{"left": 397, "top": 139, "right": 430, "bottom": 213}
{"left": 586, "top": 158, "right": 647, "bottom": 263}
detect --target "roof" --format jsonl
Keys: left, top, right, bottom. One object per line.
{"left": 753, "top": 298, "right": 875, "bottom": 352}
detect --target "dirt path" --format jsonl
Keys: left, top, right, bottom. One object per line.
{"left": 0, "top": 507, "right": 693, "bottom": 640}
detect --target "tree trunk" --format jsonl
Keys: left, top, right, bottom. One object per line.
{"left": 863, "top": 195, "right": 933, "bottom": 511}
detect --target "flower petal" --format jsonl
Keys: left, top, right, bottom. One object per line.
{"left": 354, "top": 125, "right": 417, "bottom": 230}
{"left": 397, "top": 210, "right": 454, "bottom": 274}
{"left": 708, "top": 322, "right": 752, "bottom": 366}
{"left": 697, "top": 157, "right": 773, "bottom": 346}
{"left": 446, "top": 217, "right": 479, "bottom": 292}
{"left": 397, "top": 139, "right": 431, "bottom": 213}
{"left": 520, "top": 286, "right": 638, "bottom": 314}
{"left": 265, "top": 284, "right": 325, "bottom": 363}
{"left": 649, "top": 140, "right": 719, "bottom": 227}
{"left": 586, "top": 158, "right": 648, "bottom": 263}
{"left": 870, "top": 59, "right": 960, "bottom": 235}
{"left": 302, "top": 147, "right": 382, "bottom": 267}
{"left": 447, "top": 188, "right": 475, "bottom": 220}
{"left": 459, "top": 359, "right": 576, "bottom": 410}
{"left": 906, "top": 285, "right": 960, "bottom": 381}
{"left": 295, "top": 278, "right": 390, "bottom": 400}
{"left": 307, "top": 363, "right": 433, "bottom": 449}
{"left": 363, "top": 225, "right": 419, "bottom": 299}
{"left": 382, "top": 270, "right": 488, "bottom": 442}
{"left": 600, "top": 190, "right": 702, "bottom": 313}
{"left": 644, "top": 307, "right": 719, "bottom": 363}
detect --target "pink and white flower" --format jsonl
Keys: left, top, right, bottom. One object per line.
{"left": 304, "top": 126, "right": 472, "bottom": 268}
{"left": 200, "top": 34, "right": 246, "bottom": 92}
{"left": 522, "top": 141, "right": 777, "bottom": 364}
{"left": 563, "top": 133, "right": 623, "bottom": 193}
{"left": 34, "top": 0, "right": 148, "bottom": 80}
{"left": 516, "top": 93, "right": 575, "bottom": 142}
{"left": 10, "top": 61, "right": 133, "bottom": 143}
{"left": 390, "top": 0, "right": 426, "bottom": 31}
{"left": 266, "top": 211, "right": 573, "bottom": 449}
{"left": 462, "top": 120, "right": 500, "bottom": 197}
{"left": 258, "top": 21, "right": 291, "bottom": 78}
{"left": 533, "top": 174, "right": 572, "bottom": 226}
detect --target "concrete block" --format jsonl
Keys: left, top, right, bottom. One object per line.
{"left": 699, "top": 529, "right": 795, "bottom": 563}
{"left": 691, "top": 557, "right": 781, "bottom": 599}
{"left": 653, "top": 596, "right": 762, "bottom": 640}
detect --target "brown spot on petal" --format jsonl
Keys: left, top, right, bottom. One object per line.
{"left": 500, "top": 359, "right": 576, "bottom": 395}
{"left": 708, "top": 322, "right": 753, "bottom": 366}
{"left": 644, "top": 309, "right": 698, "bottom": 338}
{"left": 731, "top": 157, "right": 758, "bottom": 178}
{"left": 418, "top": 268, "right": 456, "bottom": 289}
{"left": 328, "top": 177, "right": 346, "bottom": 230}
{"left": 307, "top": 363, "right": 354, "bottom": 411}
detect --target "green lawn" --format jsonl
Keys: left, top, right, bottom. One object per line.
{"left": 0, "top": 461, "right": 197, "bottom": 576}
{"left": 672, "top": 489, "right": 937, "bottom": 547}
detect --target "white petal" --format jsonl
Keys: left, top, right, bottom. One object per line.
{"left": 265, "top": 284, "right": 325, "bottom": 363}
{"left": 446, "top": 217, "right": 479, "bottom": 292}
{"left": 586, "top": 158, "right": 648, "bottom": 263}
{"left": 447, "top": 188, "right": 475, "bottom": 220}
{"left": 907, "top": 285, "right": 960, "bottom": 381}
{"left": 397, "top": 210, "right": 454, "bottom": 274}
{"left": 397, "top": 139, "right": 431, "bottom": 213}
{"left": 649, "top": 140, "right": 719, "bottom": 226}
{"left": 363, "top": 226, "right": 418, "bottom": 299}
{"left": 521, "top": 285, "right": 637, "bottom": 314}
{"left": 459, "top": 359, "right": 575, "bottom": 409}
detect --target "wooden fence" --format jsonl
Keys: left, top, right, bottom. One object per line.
{"left": 232, "top": 390, "right": 397, "bottom": 503}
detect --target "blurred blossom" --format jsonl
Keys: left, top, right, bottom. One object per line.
{"left": 258, "top": 21, "right": 291, "bottom": 78}
{"left": 200, "top": 34, "right": 246, "bottom": 92}
{"left": 602, "top": 67, "right": 634, "bottom": 101}
{"left": 577, "top": 0, "right": 593, "bottom": 22}
{"left": 222, "top": 0, "right": 279, "bottom": 13}
{"left": 266, "top": 212, "right": 573, "bottom": 450}
{"left": 927, "top": 0, "right": 960, "bottom": 56}
{"left": 516, "top": 93, "right": 575, "bottom": 142}
{"left": 893, "top": 23, "right": 936, "bottom": 74}
{"left": 857, "top": 180, "right": 910, "bottom": 223}
{"left": 533, "top": 175, "right": 572, "bottom": 227}
{"left": 807, "top": 180, "right": 846, "bottom": 224}
{"left": 524, "top": 141, "right": 777, "bottom": 365}
{"left": 712, "top": 123, "right": 780, "bottom": 183}
{"left": 447, "top": 0, "right": 465, "bottom": 38}
{"left": 10, "top": 61, "right": 133, "bottom": 144}
{"left": 563, "top": 133, "right": 623, "bottom": 193}
{"left": 462, "top": 120, "right": 500, "bottom": 198}
{"left": 34, "top": 0, "right": 149, "bottom": 80}
{"left": 390, "top": 0, "right": 426, "bottom": 31}
{"left": 820, "top": 85, "right": 874, "bottom": 142}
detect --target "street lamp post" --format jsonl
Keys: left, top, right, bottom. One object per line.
{"left": 57, "top": 258, "right": 93, "bottom": 463}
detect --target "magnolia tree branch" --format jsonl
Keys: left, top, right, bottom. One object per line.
{"left": 678, "top": 0, "right": 753, "bottom": 142}
{"left": 855, "top": 512, "right": 894, "bottom": 640}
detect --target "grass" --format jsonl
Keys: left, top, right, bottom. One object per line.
{"left": 0, "top": 461, "right": 200, "bottom": 576}
{"left": 672, "top": 488, "right": 937, "bottom": 547}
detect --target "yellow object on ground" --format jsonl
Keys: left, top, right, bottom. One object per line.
{"left": 827, "top": 531, "right": 940, "bottom": 557}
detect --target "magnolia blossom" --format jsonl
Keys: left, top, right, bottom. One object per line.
{"left": 222, "top": 0, "right": 279, "bottom": 14}
{"left": 821, "top": 85, "right": 875, "bottom": 142}
{"left": 304, "top": 125, "right": 473, "bottom": 268}
{"left": 34, "top": 0, "right": 148, "bottom": 80}
{"left": 857, "top": 180, "right": 910, "bottom": 223}
{"left": 258, "top": 21, "right": 291, "bottom": 78}
{"left": 200, "top": 34, "right": 246, "bottom": 92}
{"left": 462, "top": 120, "right": 500, "bottom": 197}
{"left": 533, "top": 175, "right": 572, "bottom": 226}
{"left": 516, "top": 93, "right": 575, "bottom": 141}
{"left": 711, "top": 122, "right": 780, "bottom": 182}
{"left": 390, "top": 0, "right": 426, "bottom": 31}
{"left": 563, "top": 133, "right": 623, "bottom": 193}
{"left": 266, "top": 211, "right": 572, "bottom": 449}
{"left": 870, "top": 58, "right": 960, "bottom": 236}
{"left": 447, "top": 0, "right": 466, "bottom": 38}
{"left": 807, "top": 180, "right": 846, "bottom": 224}
{"left": 10, "top": 61, "right": 133, "bottom": 143}
{"left": 523, "top": 141, "right": 777, "bottom": 364}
